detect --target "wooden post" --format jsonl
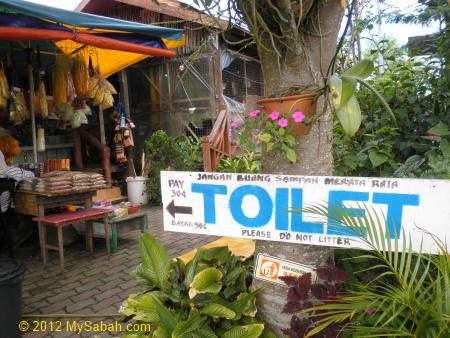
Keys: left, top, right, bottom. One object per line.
{"left": 98, "top": 106, "right": 106, "bottom": 145}
{"left": 72, "top": 130, "right": 83, "bottom": 169}
{"left": 27, "top": 50, "right": 38, "bottom": 165}
{"left": 119, "top": 69, "right": 136, "bottom": 177}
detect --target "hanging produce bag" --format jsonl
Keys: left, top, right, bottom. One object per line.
{"left": 88, "top": 67, "right": 117, "bottom": 109}
{"left": 37, "top": 127, "right": 46, "bottom": 152}
{"left": 53, "top": 55, "right": 68, "bottom": 105}
{"left": 0, "top": 69, "right": 9, "bottom": 109}
{"left": 38, "top": 80, "right": 48, "bottom": 118}
{"left": 72, "top": 55, "right": 89, "bottom": 97}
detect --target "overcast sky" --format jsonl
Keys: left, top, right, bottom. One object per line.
{"left": 27, "top": 0, "right": 438, "bottom": 45}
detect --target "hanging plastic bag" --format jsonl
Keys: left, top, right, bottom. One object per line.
{"left": 71, "top": 110, "right": 88, "bottom": 129}
{"left": 37, "top": 127, "right": 46, "bottom": 152}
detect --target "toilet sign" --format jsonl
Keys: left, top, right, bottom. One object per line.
{"left": 161, "top": 171, "right": 450, "bottom": 254}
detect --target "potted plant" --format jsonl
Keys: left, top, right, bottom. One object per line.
{"left": 234, "top": 59, "right": 395, "bottom": 163}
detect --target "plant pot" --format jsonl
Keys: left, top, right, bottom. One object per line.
{"left": 256, "top": 92, "right": 317, "bottom": 136}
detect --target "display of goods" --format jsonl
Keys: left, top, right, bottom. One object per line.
{"left": 72, "top": 56, "right": 89, "bottom": 97}
{"left": 88, "top": 68, "right": 117, "bottom": 110}
{"left": 0, "top": 69, "right": 9, "bottom": 109}
{"left": 38, "top": 80, "right": 48, "bottom": 118}
{"left": 53, "top": 60, "right": 67, "bottom": 105}
{"left": 53, "top": 54, "right": 76, "bottom": 105}
{"left": 9, "top": 91, "right": 30, "bottom": 125}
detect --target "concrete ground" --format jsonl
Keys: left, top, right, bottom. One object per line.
{"left": 17, "top": 206, "right": 216, "bottom": 338}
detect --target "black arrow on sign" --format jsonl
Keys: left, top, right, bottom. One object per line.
{"left": 166, "top": 200, "right": 192, "bottom": 218}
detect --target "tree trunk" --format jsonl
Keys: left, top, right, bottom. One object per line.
{"left": 249, "top": 1, "right": 344, "bottom": 335}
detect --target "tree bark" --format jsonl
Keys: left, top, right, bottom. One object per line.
{"left": 248, "top": 1, "right": 344, "bottom": 335}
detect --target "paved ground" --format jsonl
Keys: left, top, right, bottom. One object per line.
{"left": 18, "top": 206, "right": 216, "bottom": 338}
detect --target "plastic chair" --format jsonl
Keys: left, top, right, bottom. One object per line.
{"left": 0, "top": 177, "right": 17, "bottom": 258}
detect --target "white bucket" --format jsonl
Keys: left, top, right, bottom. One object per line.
{"left": 126, "top": 176, "right": 149, "bottom": 205}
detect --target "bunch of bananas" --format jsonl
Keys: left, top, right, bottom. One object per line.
{"left": 87, "top": 70, "right": 117, "bottom": 109}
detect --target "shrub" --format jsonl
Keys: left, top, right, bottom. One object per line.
{"left": 120, "top": 234, "right": 275, "bottom": 337}
{"left": 144, "top": 131, "right": 203, "bottom": 204}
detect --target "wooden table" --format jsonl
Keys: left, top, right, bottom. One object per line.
{"left": 14, "top": 189, "right": 98, "bottom": 262}
{"left": 14, "top": 189, "right": 97, "bottom": 217}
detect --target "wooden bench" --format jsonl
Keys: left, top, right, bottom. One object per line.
{"left": 33, "top": 208, "right": 110, "bottom": 270}
{"left": 107, "top": 211, "right": 148, "bottom": 253}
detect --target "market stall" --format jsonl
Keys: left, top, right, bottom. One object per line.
{"left": 0, "top": 0, "right": 184, "bottom": 172}
{"left": 0, "top": 0, "right": 184, "bottom": 261}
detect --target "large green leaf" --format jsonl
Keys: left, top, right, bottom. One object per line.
{"left": 183, "top": 249, "right": 203, "bottom": 289}
{"left": 338, "top": 76, "right": 357, "bottom": 110}
{"left": 152, "top": 325, "right": 170, "bottom": 338}
{"left": 336, "top": 95, "right": 362, "bottom": 136}
{"left": 172, "top": 309, "right": 205, "bottom": 338}
{"left": 131, "top": 264, "right": 156, "bottom": 291}
{"left": 227, "top": 290, "right": 261, "bottom": 319}
{"left": 440, "top": 139, "right": 450, "bottom": 158}
{"left": 427, "top": 122, "right": 449, "bottom": 136}
{"left": 135, "top": 292, "right": 160, "bottom": 323}
{"left": 189, "top": 268, "right": 223, "bottom": 298}
{"left": 139, "top": 234, "right": 172, "bottom": 290}
{"left": 369, "top": 150, "right": 389, "bottom": 167}
{"left": 201, "top": 246, "right": 230, "bottom": 265}
{"left": 200, "top": 303, "right": 236, "bottom": 319}
{"left": 222, "top": 324, "right": 265, "bottom": 338}
{"left": 342, "top": 59, "right": 374, "bottom": 79}
{"left": 153, "top": 295, "right": 176, "bottom": 335}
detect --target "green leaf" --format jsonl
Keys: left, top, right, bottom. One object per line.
{"left": 153, "top": 295, "right": 176, "bottom": 335}
{"left": 440, "top": 139, "right": 450, "bottom": 158}
{"left": 369, "top": 150, "right": 389, "bottom": 167}
{"left": 183, "top": 249, "right": 203, "bottom": 288}
{"left": 200, "top": 303, "right": 236, "bottom": 319}
{"left": 172, "top": 309, "right": 205, "bottom": 338}
{"left": 228, "top": 290, "right": 261, "bottom": 319}
{"left": 135, "top": 293, "right": 160, "bottom": 323}
{"left": 189, "top": 268, "right": 223, "bottom": 298}
{"left": 427, "top": 122, "right": 449, "bottom": 136}
{"left": 286, "top": 148, "right": 297, "bottom": 163}
{"left": 278, "top": 127, "right": 285, "bottom": 136}
{"left": 152, "top": 325, "right": 170, "bottom": 338}
{"left": 139, "top": 234, "right": 172, "bottom": 290}
{"left": 201, "top": 246, "right": 230, "bottom": 265}
{"left": 266, "top": 142, "right": 274, "bottom": 151}
{"left": 339, "top": 76, "right": 357, "bottom": 109}
{"left": 328, "top": 74, "right": 342, "bottom": 110}
{"left": 336, "top": 95, "right": 361, "bottom": 136}
{"left": 222, "top": 324, "right": 264, "bottom": 338}
{"left": 259, "top": 133, "right": 272, "bottom": 143}
{"left": 342, "top": 59, "right": 374, "bottom": 78}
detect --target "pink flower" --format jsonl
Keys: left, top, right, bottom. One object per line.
{"left": 278, "top": 118, "right": 288, "bottom": 128}
{"left": 292, "top": 111, "right": 306, "bottom": 123}
{"left": 230, "top": 120, "right": 242, "bottom": 128}
{"left": 248, "top": 110, "right": 260, "bottom": 118}
{"left": 269, "top": 111, "right": 281, "bottom": 121}
{"left": 366, "top": 309, "right": 375, "bottom": 315}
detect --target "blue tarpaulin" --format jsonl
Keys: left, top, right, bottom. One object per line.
{"left": 0, "top": 0, "right": 183, "bottom": 41}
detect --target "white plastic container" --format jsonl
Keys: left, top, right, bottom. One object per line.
{"left": 126, "top": 176, "right": 149, "bottom": 205}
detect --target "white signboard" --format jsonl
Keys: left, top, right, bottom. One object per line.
{"left": 161, "top": 171, "right": 450, "bottom": 254}
{"left": 254, "top": 254, "right": 316, "bottom": 286}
